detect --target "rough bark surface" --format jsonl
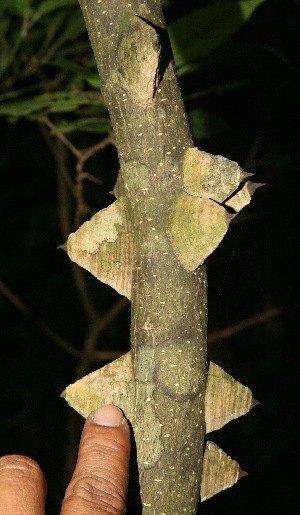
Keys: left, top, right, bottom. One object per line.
{"left": 77, "top": 0, "right": 207, "bottom": 512}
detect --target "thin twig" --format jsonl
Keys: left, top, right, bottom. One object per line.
{"left": 92, "top": 349, "right": 126, "bottom": 361}
{"left": 43, "top": 118, "right": 82, "bottom": 159}
{"left": 70, "top": 265, "right": 99, "bottom": 321}
{"left": 0, "top": 280, "right": 80, "bottom": 358}
{"left": 41, "top": 118, "right": 115, "bottom": 227}
{"left": 89, "top": 296, "right": 129, "bottom": 341}
{"left": 0, "top": 389, "right": 46, "bottom": 435}
{"left": 40, "top": 127, "right": 99, "bottom": 321}
{"left": 39, "top": 122, "right": 76, "bottom": 196}
{"left": 0, "top": 279, "right": 126, "bottom": 362}
{"left": 77, "top": 172, "right": 103, "bottom": 185}
{"left": 55, "top": 141, "right": 99, "bottom": 320}
{"left": 208, "top": 306, "right": 285, "bottom": 343}
{"left": 76, "top": 296, "right": 129, "bottom": 378}
{"left": 51, "top": 139, "right": 73, "bottom": 237}
{"left": 80, "top": 133, "right": 115, "bottom": 161}
{"left": 74, "top": 133, "right": 114, "bottom": 227}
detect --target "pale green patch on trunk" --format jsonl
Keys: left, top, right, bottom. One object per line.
{"left": 62, "top": 358, "right": 257, "bottom": 500}
{"left": 167, "top": 191, "right": 232, "bottom": 271}
{"left": 182, "top": 147, "right": 252, "bottom": 203}
{"left": 62, "top": 0, "right": 261, "bottom": 511}
{"left": 167, "top": 147, "right": 260, "bottom": 271}
{"left": 66, "top": 199, "right": 133, "bottom": 298}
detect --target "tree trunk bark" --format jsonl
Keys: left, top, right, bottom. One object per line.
{"left": 77, "top": 1, "right": 207, "bottom": 512}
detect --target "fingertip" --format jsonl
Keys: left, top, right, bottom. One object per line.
{"left": 90, "top": 405, "right": 125, "bottom": 427}
{"left": 0, "top": 454, "right": 46, "bottom": 485}
{"left": 62, "top": 406, "right": 131, "bottom": 515}
{"left": 0, "top": 455, "right": 46, "bottom": 515}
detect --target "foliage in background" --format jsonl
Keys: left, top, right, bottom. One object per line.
{"left": 0, "top": 0, "right": 264, "bottom": 140}
{"left": 1, "top": 0, "right": 300, "bottom": 513}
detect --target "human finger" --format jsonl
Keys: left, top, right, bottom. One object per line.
{"left": 0, "top": 454, "right": 46, "bottom": 515}
{"left": 61, "top": 405, "right": 130, "bottom": 515}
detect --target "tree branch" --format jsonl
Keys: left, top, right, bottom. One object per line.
{"left": 0, "top": 280, "right": 80, "bottom": 358}
{"left": 77, "top": 1, "right": 207, "bottom": 512}
{"left": 0, "top": 279, "right": 128, "bottom": 363}
{"left": 208, "top": 306, "right": 285, "bottom": 344}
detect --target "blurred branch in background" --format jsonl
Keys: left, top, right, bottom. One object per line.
{"left": 0, "top": 280, "right": 80, "bottom": 359}
{"left": 0, "top": 280, "right": 127, "bottom": 363}
{"left": 1, "top": 0, "right": 300, "bottom": 512}
{"left": 1, "top": 277, "right": 294, "bottom": 356}
{"left": 208, "top": 305, "right": 288, "bottom": 344}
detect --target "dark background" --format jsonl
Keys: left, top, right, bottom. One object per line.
{"left": 1, "top": 0, "right": 300, "bottom": 513}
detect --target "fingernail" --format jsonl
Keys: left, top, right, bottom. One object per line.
{"left": 91, "top": 405, "right": 124, "bottom": 427}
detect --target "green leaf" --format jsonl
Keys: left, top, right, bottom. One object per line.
{"left": 45, "top": 58, "right": 90, "bottom": 76}
{"left": 0, "top": 18, "right": 10, "bottom": 37}
{"left": 85, "top": 75, "right": 101, "bottom": 90}
{"left": 0, "top": 0, "right": 33, "bottom": 17}
{"left": 76, "top": 105, "right": 108, "bottom": 115}
{"left": 48, "top": 98, "right": 88, "bottom": 113}
{"left": 168, "top": 0, "right": 265, "bottom": 68}
{"left": 184, "top": 79, "right": 248, "bottom": 101}
{"left": 178, "top": 40, "right": 261, "bottom": 77}
{"left": 43, "top": 10, "right": 66, "bottom": 38}
{"left": 187, "top": 108, "right": 228, "bottom": 139}
{"left": 35, "top": 0, "right": 78, "bottom": 18}
{"left": 0, "top": 98, "right": 44, "bottom": 118}
{"left": 45, "top": 59, "right": 101, "bottom": 89}
{"left": 50, "top": 118, "right": 111, "bottom": 135}
{"left": 45, "top": 10, "right": 86, "bottom": 55}
{"left": 0, "top": 91, "right": 104, "bottom": 120}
